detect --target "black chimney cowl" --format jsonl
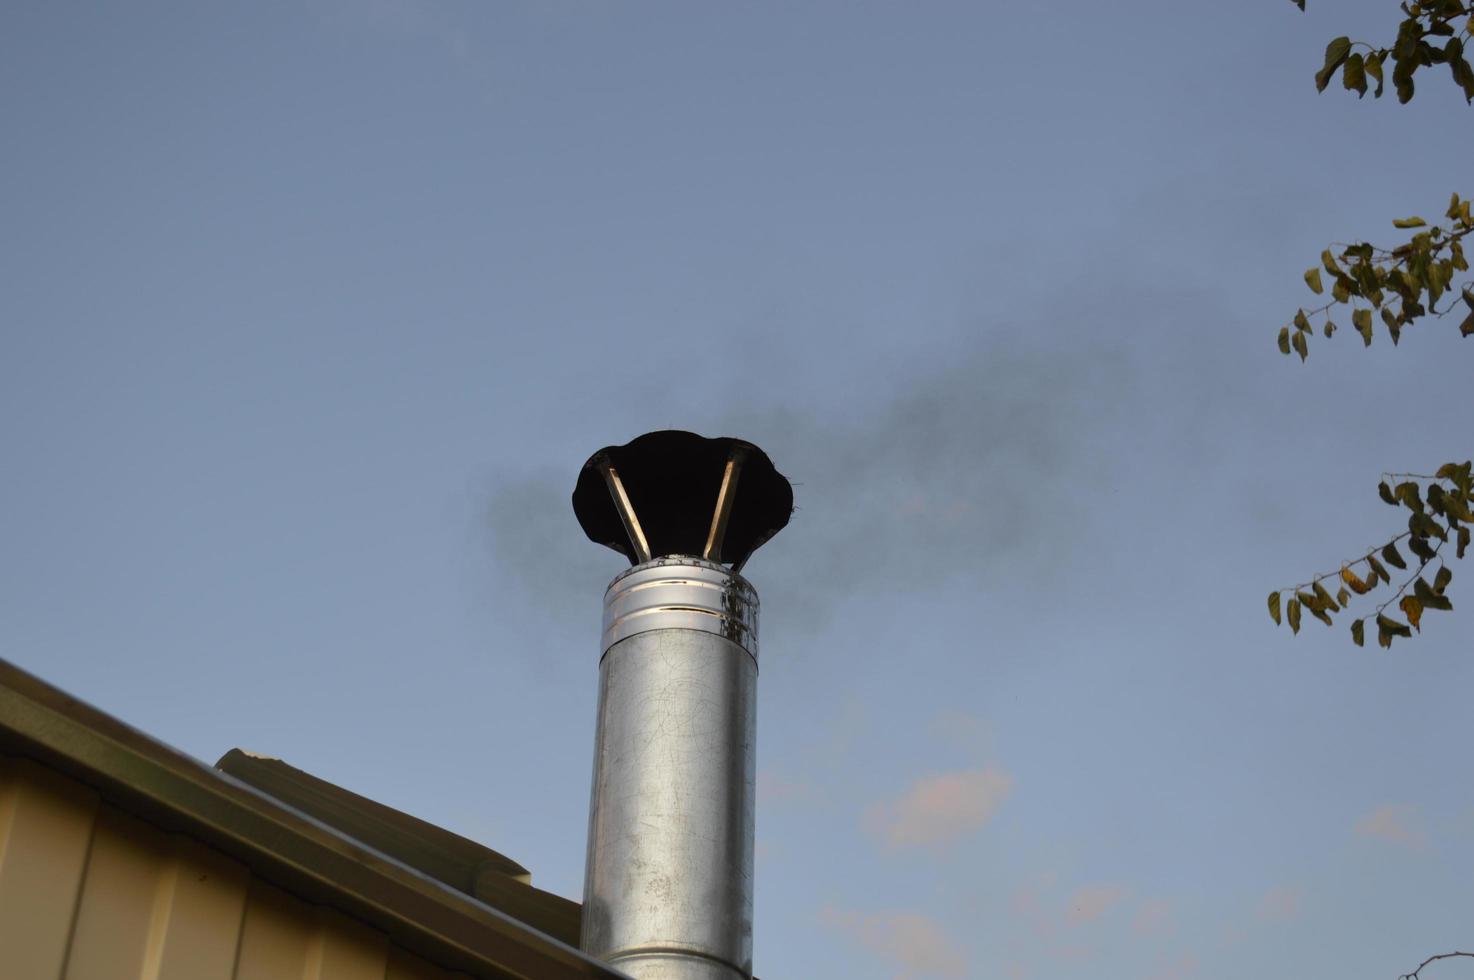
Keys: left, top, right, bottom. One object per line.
{"left": 571, "top": 430, "right": 792, "bottom": 571}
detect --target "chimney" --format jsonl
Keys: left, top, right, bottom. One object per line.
{"left": 571, "top": 430, "right": 792, "bottom": 980}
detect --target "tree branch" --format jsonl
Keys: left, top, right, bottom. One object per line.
{"left": 1399, "top": 951, "right": 1474, "bottom": 980}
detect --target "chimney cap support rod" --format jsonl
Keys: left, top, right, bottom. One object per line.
{"left": 701, "top": 448, "right": 746, "bottom": 563}
{"left": 597, "top": 458, "right": 653, "bottom": 564}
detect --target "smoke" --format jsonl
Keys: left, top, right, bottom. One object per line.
{"left": 483, "top": 332, "right": 1127, "bottom": 639}
{"left": 723, "top": 340, "right": 1124, "bottom": 629}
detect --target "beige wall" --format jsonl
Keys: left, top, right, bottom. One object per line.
{"left": 0, "top": 755, "right": 473, "bottom": 980}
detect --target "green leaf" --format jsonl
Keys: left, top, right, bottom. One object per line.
{"left": 1269, "top": 591, "right": 1282, "bottom": 625}
{"left": 1434, "top": 565, "right": 1453, "bottom": 593}
{"left": 1453, "top": 55, "right": 1474, "bottom": 103}
{"left": 1410, "top": 535, "right": 1437, "bottom": 562}
{"left": 1343, "top": 53, "right": 1368, "bottom": 96}
{"left": 1278, "top": 326, "right": 1291, "bottom": 355}
{"left": 1292, "top": 330, "right": 1308, "bottom": 361}
{"left": 1351, "top": 618, "right": 1365, "bottom": 646}
{"left": 1365, "top": 52, "right": 1386, "bottom": 96}
{"left": 1379, "top": 482, "right": 1398, "bottom": 506}
{"left": 1377, "top": 613, "right": 1413, "bottom": 638}
{"left": 1287, "top": 597, "right": 1302, "bottom": 634}
{"left": 1393, "top": 216, "right": 1428, "bottom": 228}
{"left": 1428, "top": 483, "right": 1448, "bottom": 514}
{"left": 1382, "top": 541, "right": 1407, "bottom": 569}
{"left": 1305, "top": 267, "right": 1324, "bottom": 293}
{"left": 1317, "top": 37, "right": 1354, "bottom": 91}
{"left": 1353, "top": 308, "right": 1373, "bottom": 345}
{"left": 1396, "top": 481, "right": 1423, "bottom": 513}
{"left": 1443, "top": 493, "right": 1472, "bottom": 522}
{"left": 1460, "top": 309, "right": 1474, "bottom": 337}
{"left": 1367, "top": 553, "right": 1390, "bottom": 584}
{"left": 1322, "top": 250, "right": 1341, "bottom": 275}
{"left": 1323, "top": 318, "right": 1336, "bottom": 338}
{"left": 1414, "top": 576, "right": 1453, "bottom": 611}
{"left": 1394, "top": 68, "right": 1415, "bottom": 104}
{"left": 1411, "top": 511, "right": 1446, "bottom": 541}
{"left": 1410, "top": 512, "right": 1445, "bottom": 542}
{"left": 1459, "top": 526, "right": 1470, "bottom": 560}
{"left": 1314, "top": 581, "right": 1340, "bottom": 612}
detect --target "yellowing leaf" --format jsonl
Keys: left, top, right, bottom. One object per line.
{"left": 1314, "top": 581, "right": 1339, "bottom": 612}
{"left": 1400, "top": 595, "right": 1423, "bottom": 631}
{"left": 1393, "top": 216, "right": 1428, "bottom": 228}
{"left": 1268, "top": 591, "right": 1282, "bottom": 625}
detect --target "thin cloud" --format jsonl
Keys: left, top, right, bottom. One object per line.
{"left": 1147, "top": 953, "right": 1200, "bottom": 980}
{"left": 1010, "top": 871, "right": 1062, "bottom": 942}
{"left": 1256, "top": 885, "right": 1303, "bottom": 923}
{"left": 757, "top": 769, "right": 819, "bottom": 807}
{"left": 928, "top": 710, "right": 991, "bottom": 754}
{"left": 1354, "top": 803, "right": 1428, "bottom": 849}
{"left": 864, "top": 767, "right": 1013, "bottom": 849}
{"left": 1065, "top": 884, "right": 1128, "bottom": 926}
{"left": 821, "top": 906, "right": 968, "bottom": 980}
{"left": 1133, "top": 897, "right": 1174, "bottom": 936}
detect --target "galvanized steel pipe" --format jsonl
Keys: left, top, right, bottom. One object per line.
{"left": 580, "top": 557, "right": 758, "bottom": 980}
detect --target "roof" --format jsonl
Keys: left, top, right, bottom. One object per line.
{"left": 215, "top": 749, "right": 581, "bottom": 948}
{"left": 0, "top": 658, "right": 627, "bottom": 980}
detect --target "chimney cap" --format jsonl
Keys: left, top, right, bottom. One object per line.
{"left": 572, "top": 430, "right": 792, "bottom": 571}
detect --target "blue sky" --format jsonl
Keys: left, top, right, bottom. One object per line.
{"left": 3, "top": 3, "right": 1472, "bottom": 978}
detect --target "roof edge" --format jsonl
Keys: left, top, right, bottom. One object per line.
{"left": 0, "top": 658, "right": 627, "bottom": 980}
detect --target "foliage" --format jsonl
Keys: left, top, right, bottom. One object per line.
{"left": 1268, "top": 463, "right": 1471, "bottom": 647}
{"left": 1277, "top": 196, "right": 1474, "bottom": 361}
{"left": 1295, "top": 0, "right": 1474, "bottom": 104}
{"left": 1271, "top": 1, "right": 1471, "bottom": 646}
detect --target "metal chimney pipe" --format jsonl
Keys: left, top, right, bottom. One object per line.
{"left": 581, "top": 558, "right": 758, "bottom": 979}
{"left": 570, "top": 432, "right": 791, "bottom": 980}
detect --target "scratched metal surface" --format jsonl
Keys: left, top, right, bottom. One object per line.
{"left": 582, "top": 561, "right": 758, "bottom": 980}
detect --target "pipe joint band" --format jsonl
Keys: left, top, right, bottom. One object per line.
{"left": 602, "top": 558, "right": 759, "bottom": 660}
